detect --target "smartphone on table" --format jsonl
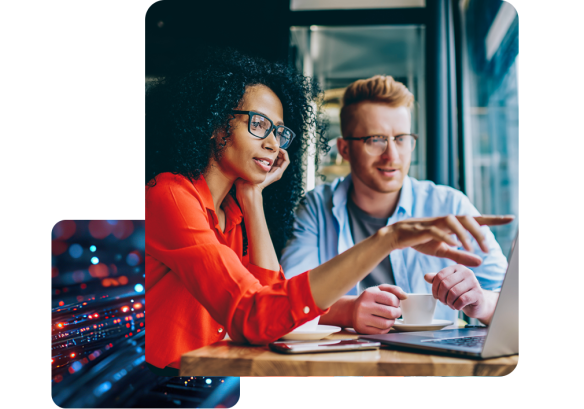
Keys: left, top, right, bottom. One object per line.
{"left": 269, "top": 339, "right": 380, "bottom": 354}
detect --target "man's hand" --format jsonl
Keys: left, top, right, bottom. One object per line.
{"left": 424, "top": 265, "right": 498, "bottom": 324}
{"left": 351, "top": 284, "right": 407, "bottom": 334}
{"left": 387, "top": 215, "right": 513, "bottom": 267}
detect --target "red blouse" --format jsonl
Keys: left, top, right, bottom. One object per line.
{"left": 145, "top": 172, "right": 327, "bottom": 369}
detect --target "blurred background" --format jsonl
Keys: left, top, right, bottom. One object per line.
{"left": 146, "top": 0, "right": 517, "bottom": 332}
{"left": 51, "top": 220, "right": 239, "bottom": 408}
{"left": 147, "top": 0, "right": 518, "bottom": 256}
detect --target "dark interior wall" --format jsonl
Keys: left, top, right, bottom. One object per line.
{"left": 146, "top": 0, "right": 292, "bottom": 76}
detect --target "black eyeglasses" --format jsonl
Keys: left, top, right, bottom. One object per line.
{"left": 231, "top": 110, "right": 296, "bottom": 149}
{"left": 344, "top": 134, "right": 418, "bottom": 156}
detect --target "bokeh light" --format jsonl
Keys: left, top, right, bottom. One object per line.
{"left": 90, "top": 245, "right": 97, "bottom": 252}
{"left": 89, "top": 264, "right": 109, "bottom": 279}
{"left": 52, "top": 220, "right": 77, "bottom": 240}
{"left": 126, "top": 251, "right": 140, "bottom": 266}
{"left": 88, "top": 220, "right": 113, "bottom": 240}
{"left": 134, "top": 284, "right": 144, "bottom": 293}
{"left": 113, "top": 220, "right": 134, "bottom": 240}
{"left": 52, "top": 240, "right": 68, "bottom": 256}
{"left": 91, "top": 257, "right": 99, "bottom": 265}
{"left": 68, "top": 244, "right": 83, "bottom": 258}
{"left": 72, "top": 270, "right": 85, "bottom": 283}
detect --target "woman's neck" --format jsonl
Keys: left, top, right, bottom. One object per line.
{"left": 204, "top": 161, "right": 235, "bottom": 212}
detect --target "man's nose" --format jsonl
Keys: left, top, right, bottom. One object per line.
{"left": 380, "top": 139, "right": 400, "bottom": 161}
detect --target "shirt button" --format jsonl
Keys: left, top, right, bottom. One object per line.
{"left": 218, "top": 328, "right": 223, "bottom": 333}
{"left": 303, "top": 306, "right": 310, "bottom": 314}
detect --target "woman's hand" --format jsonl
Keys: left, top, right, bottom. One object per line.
{"left": 235, "top": 148, "right": 290, "bottom": 208}
{"left": 385, "top": 215, "right": 514, "bottom": 267}
{"left": 258, "top": 148, "right": 290, "bottom": 190}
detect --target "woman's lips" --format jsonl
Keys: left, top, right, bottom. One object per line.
{"left": 253, "top": 158, "right": 272, "bottom": 172}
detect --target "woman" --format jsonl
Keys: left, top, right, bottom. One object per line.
{"left": 145, "top": 49, "right": 511, "bottom": 374}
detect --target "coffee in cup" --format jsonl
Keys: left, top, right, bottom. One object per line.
{"left": 400, "top": 294, "right": 437, "bottom": 324}
{"left": 293, "top": 316, "right": 320, "bottom": 332}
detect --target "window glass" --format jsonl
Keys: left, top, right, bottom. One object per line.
{"left": 290, "top": 25, "right": 426, "bottom": 188}
{"left": 460, "top": 0, "right": 519, "bottom": 256}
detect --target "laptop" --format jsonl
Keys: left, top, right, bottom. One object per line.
{"left": 360, "top": 231, "right": 518, "bottom": 359}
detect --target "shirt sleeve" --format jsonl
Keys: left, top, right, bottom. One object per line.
{"left": 455, "top": 193, "right": 508, "bottom": 291}
{"left": 280, "top": 193, "right": 322, "bottom": 279}
{"left": 146, "top": 178, "right": 327, "bottom": 345}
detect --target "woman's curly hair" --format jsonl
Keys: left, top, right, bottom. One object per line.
{"left": 146, "top": 48, "right": 329, "bottom": 257}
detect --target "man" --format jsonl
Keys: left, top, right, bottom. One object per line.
{"left": 281, "top": 75, "right": 508, "bottom": 335}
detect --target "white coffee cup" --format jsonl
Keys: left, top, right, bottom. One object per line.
{"left": 293, "top": 316, "right": 320, "bottom": 332}
{"left": 400, "top": 294, "right": 437, "bottom": 324}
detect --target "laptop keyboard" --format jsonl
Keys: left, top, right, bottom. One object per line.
{"left": 423, "top": 336, "right": 486, "bottom": 348}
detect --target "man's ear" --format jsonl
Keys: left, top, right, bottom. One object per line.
{"left": 337, "top": 137, "right": 350, "bottom": 162}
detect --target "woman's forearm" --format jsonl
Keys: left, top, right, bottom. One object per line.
{"left": 309, "top": 226, "right": 395, "bottom": 310}
{"left": 240, "top": 192, "right": 280, "bottom": 271}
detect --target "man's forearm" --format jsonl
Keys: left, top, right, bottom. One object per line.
{"left": 318, "top": 296, "right": 356, "bottom": 328}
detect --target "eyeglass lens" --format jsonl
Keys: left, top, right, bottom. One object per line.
{"left": 364, "top": 135, "right": 415, "bottom": 155}
{"left": 249, "top": 113, "right": 293, "bottom": 148}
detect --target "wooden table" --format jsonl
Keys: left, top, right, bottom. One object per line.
{"left": 180, "top": 328, "right": 518, "bottom": 376}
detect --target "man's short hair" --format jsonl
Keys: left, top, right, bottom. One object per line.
{"left": 340, "top": 75, "right": 414, "bottom": 137}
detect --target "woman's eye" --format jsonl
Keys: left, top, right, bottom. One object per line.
{"left": 251, "top": 121, "right": 261, "bottom": 128}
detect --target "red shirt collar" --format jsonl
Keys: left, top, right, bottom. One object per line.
{"left": 193, "top": 176, "right": 243, "bottom": 231}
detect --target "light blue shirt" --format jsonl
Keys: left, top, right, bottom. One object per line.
{"left": 280, "top": 174, "right": 508, "bottom": 322}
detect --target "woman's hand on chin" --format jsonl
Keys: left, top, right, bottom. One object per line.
{"left": 259, "top": 148, "right": 290, "bottom": 189}
{"left": 235, "top": 149, "right": 290, "bottom": 204}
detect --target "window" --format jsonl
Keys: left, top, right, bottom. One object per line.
{"left": 459, "top": 0, "right": 519, "bottom": 256}
{"left": 290, "top": 25, "right": 426, "bottom": 189}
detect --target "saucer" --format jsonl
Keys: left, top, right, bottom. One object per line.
{"left": 391, "top": 319, "right": 453, "bottom": 332}
{"left": 280, "top": 325, "right": 342, "bottom": 341}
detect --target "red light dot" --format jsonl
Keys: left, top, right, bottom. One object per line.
{"left": 70, "top": 353, "right": 76, "bottom": 358}
{"left": 57, "top": 323, "right": 63, "bottom": 328}
{"left": 140, "top": 323, "right": 144, "bottom": 327}
{"left": 133, "top": 303, "right": 142, "bottom": 309}
{"left": 51, "top": 358, "right": 54, "bottom": 363}
{"left": 94, "top": 313, "right": 99, "bottom": 318}
{"left": 129, "top": 332, "right": 133, "bottom": 336}
{"left": 121, "top": 306, "right": 129, "bottom": 313}
{"left": 126, "top": 323, "right": 130, "bottom": 328}
{"left": 58, "top": 301, "right": 64, "bottom": 307}
{"left": 80, "top": 283, "right": 87, "bottom": 289}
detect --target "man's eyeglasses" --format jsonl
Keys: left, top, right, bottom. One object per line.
{"left": 231, "top": 110, "right": 296, "bottom": 149}
{"left": 343, "top": 134, "right": 418, "bottom": 156}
